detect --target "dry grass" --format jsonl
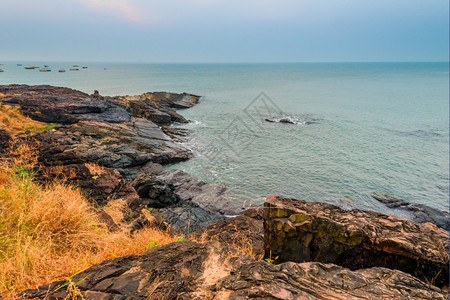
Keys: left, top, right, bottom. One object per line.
{"left": 0, "top": 143, "right": 182, "bottom": 299}
{"left": 84, "top": 162, "right": 106, "bottom": 177}
{"left": 0, "top": 104, "right": 56, "bottom": 135}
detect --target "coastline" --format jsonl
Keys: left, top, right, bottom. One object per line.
{"left": 0, "top": 84, "right": 448, "bottom": 298}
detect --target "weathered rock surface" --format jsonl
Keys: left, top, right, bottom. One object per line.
{"left": 132, "top": 173, "right": 179, "bottom": 208}
{"left": 20, "top": 241, "right": 448, "bottom": 299}
{"left": 142, "top": 163, "right": 245, "bottom": 216}
{"left": 0, "top": 84, "right": 130, "bottom": 124}
{"left": 264, "top": 195, "right": 449, "bottom": 289}
{"left": 371, "top": 192, "right": 450, "bottom": 231}
{"left": 105, "top": 91, "right": 200, "bottom": 125}
{"left": 0, "top": 85, "right": 195, "bottom": 172}
{"left": 129, "top": 170, "right": 226, "bottom": 234}
{"left": 191, "top": 208, "right": 265, "bottom": 258}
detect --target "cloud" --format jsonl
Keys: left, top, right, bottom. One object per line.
{"left": 77, "top": 0, "right": 146, "bottom": 23}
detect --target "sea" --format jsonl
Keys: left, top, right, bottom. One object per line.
{"left": 1, "top": 62, "right": 448, "bottom": 217}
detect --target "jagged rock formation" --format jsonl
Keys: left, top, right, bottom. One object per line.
{"left": 104, "top": 91, "right": 200, "bottom": 125}
{"left": 20, "top": 241, "right": 447, "bottom": 299}
{"left": 4, "top": 85, "right": 448, "bottom": 298}
{"left": 0, "top": 84, "right": 232, "bottom": 235}
{"left": 264, "top": 194, "right": 449, "bottom": 289}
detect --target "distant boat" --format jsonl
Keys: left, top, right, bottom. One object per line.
{"left": 82, "top": 66, "right": 88, "bottom": 69}
{"left": 0, "top": 69, "right": 4, "bottom": 73}
{"left": 58, "top": 69, "right": 66, "bottom": 73}
{"left": 70, "top": 68, "right": 79, "bottom": 71}
{"left": 17, "top": 64, "right": 22, "bottom": 66}
{"left": 44, "top": 65, "right": 49, "bottom": 67}
{"left": 73, "top": 65, "right": 79, "bottom": 67}
{"left": 25, "top": 66, "right": 39, "bottom": 69}
{"left": 39, "top": 68, "right": 51, "bottom": 72}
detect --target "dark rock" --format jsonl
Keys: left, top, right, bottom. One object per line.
{"left": 265, "top": 116, "right": 301, "bottom": 125}
{"left": 20, "top": 241, "right": 448, "bottom": 299}
{"left": 27, "top": 132, "right": 131, "bottom": 205}
{"left": 0, "top": 84, "right": 130, "bottom": 124}
{"left": 130, "top": 172, "right": 226, "bottom": 234}
{"left": 264, "top": 195, "right": 450, "bottom": 289}
{"left": 371, "top": 193, "right": 450, "bottom": 231}
{"left": 106, "top": 91, "right": 200, "bottom": 125}
{"left": 144, "top": 164, "right": 244, "bottom": 216}
{"left": 0, "top": 127, "right": 11, "bottom": 152}
{"left": 131, "top": 173, "right": 179, "bottom": 208}
{"left": 157, "top": 201, "right": 226, "bottom": 235}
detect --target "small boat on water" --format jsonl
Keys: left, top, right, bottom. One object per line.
{"left": 58, "top": 69, "right": 66, "bottom": 73}
{"left": 44, "top": 65, "right": 49, "bottom": 67}
{"left": 73, "top": 65, "right": 79, "bottom": 67}
{"left": 0, "top": 69, "right": 4, "bottom": 73}
{"left": 70, "top": 68, "right": 79, "bottom": 71}
{"left": 82, "top": 66, "right": 88, "bottom": 69}
{"left": 40, "top": 68, "right": 51, "bottom": 72}
{"left": 25, "top": 66, "right": 39, "bottom": 69}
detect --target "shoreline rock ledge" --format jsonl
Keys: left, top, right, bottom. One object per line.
{"left": 264, "top": 194, "right": 449, "bottom": 290}
{"left": 20, "top": 196, "right": 449, "bottom": 299}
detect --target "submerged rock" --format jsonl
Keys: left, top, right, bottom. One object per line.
{"left": 264, "top": 195, "right": 449, "bottom": 289}
{"left": 371, "top": 192, "right": 450, "bottom": 231}
{"left": 20, "top": 241, "right": 447, "bottom": 299}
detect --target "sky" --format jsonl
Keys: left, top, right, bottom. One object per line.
{"left": 1, "top": 0, "right": 448, "bottom": 63}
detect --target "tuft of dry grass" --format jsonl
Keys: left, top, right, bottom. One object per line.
{"left": 84, "top": 162, "right": 106, "bottom": 177}
{"left": 0, "top": 104, "right": 56, "bottom": 136}
{"left": 0, "top": 142, "right": 182, "bottom": 299}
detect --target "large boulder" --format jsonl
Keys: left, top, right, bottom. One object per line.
{"left": 20, "top": 241, "right": 447, "bottom": 299}
{"left": 132, "top": 173, "right": 179, "bottom": 208}
{"left": 264, "top": 195, "right": 449, "bottom": 289}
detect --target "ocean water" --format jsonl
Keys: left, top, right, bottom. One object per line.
{"left": 1, "top": 62, "right": 448, "bottom": 215}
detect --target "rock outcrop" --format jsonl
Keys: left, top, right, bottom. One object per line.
{"left": 105, "top": 91, "right": 200, "bottom": 125}
{"left": 20, "top": 241, "right": 447, "bottom": 300}
{"left": 142, "top": 163, "right": 244, "bottom": 216}
{"left": 191, "top": 208, "right": 265, "bottom": 258}
{"left": 0, "top": 84, "right": 227, "bottom": 235}
{"left": 264, "top": 195, "right": 449, "bottom": 289}
{"left": 371, "top": 192, "right": 450, "bottom": 231}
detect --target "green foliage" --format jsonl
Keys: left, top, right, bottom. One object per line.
{"left": 145, "top": 240, "right": 159, "bottom": 250}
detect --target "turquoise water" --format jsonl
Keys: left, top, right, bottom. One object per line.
{"left": 1, "top": 62, "right": 448, "bottom": 214}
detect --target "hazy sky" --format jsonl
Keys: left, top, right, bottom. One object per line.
{"left": 1, "top": 0, "right": 448, "bottom": 62}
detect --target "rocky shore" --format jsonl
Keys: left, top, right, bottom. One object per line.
{"left": 1, "top": 85, "right": 448, "bottom": 299}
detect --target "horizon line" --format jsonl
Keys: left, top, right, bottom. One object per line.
{"left": 1, "top": 60, "right": 449, "bottom": 64}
